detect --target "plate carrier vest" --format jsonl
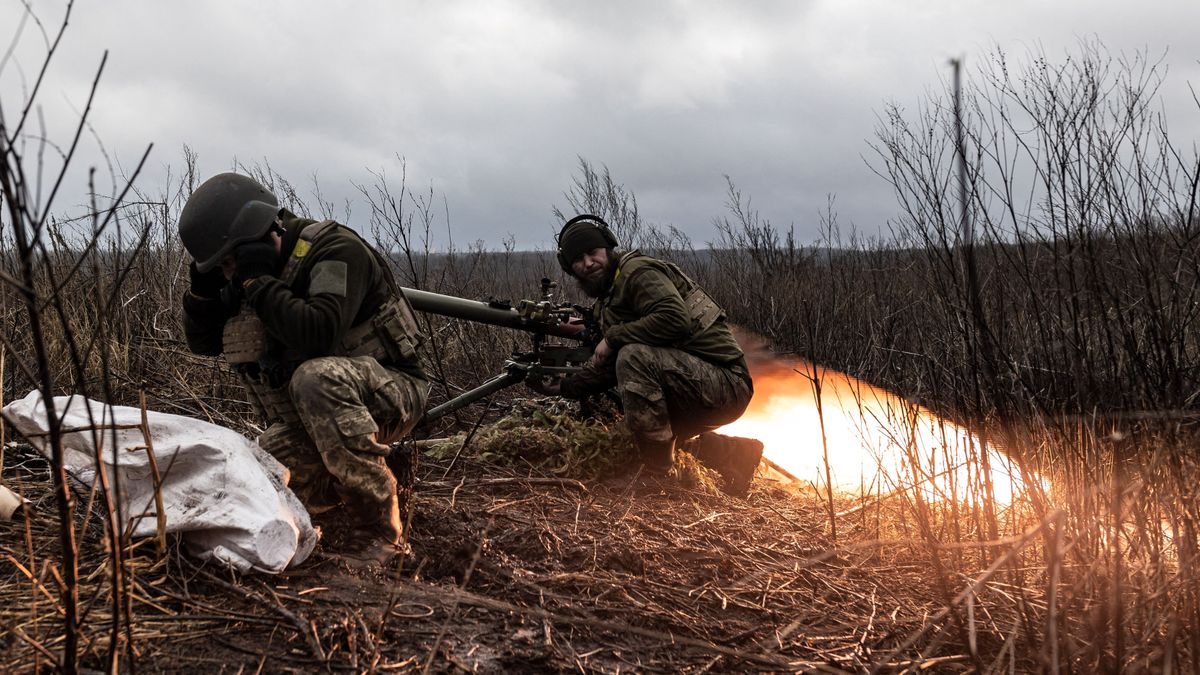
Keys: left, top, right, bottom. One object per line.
{"left": 221, "top": 220, "right": 424, "bottom": 426}
{"left": 612, "top": 251, "right": 726, "bottom": 335}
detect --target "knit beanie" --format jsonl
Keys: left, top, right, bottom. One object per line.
{"left": 558, "top": 221, "right": 615, "bottom": 267}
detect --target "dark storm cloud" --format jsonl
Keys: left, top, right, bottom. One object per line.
{"left": 4, "top": 0, "right": 1200, "bottom": 248}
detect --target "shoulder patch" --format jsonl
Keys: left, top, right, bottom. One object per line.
{"left": 293, "top": 239, "right": 312, "bottom": 258}
{"left": 308, "top": 260, "right": 348, "bottom": 297}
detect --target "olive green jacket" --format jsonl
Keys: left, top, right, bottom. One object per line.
{"left": 181, "top": 214, "right": 425, "bottom": 379}
{"left": 559, "top": 250, "right": 747, "bottom": 399}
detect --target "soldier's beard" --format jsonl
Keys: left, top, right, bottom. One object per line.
{"left": 576, "top": 258, "right": 617, "bottom": 298}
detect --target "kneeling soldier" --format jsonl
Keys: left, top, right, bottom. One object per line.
{"left": 179, "top": 172, "right": 428, "bottom": 560}
{"left": 532, "top": 215, "right": 763, "bottom": 495}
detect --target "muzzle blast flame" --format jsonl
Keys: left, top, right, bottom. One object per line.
{"left": 719, "top": 358, "right": 1033, "bottom": 505}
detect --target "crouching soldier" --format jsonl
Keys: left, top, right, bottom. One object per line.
{"left": 531, "top": 215, "right": 763, "bottom": 495}
{"left": 178, "top": 172, "right": 428, "bottom": 561}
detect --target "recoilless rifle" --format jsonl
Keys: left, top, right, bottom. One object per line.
{"left": 403, "top": 278, "right": 597, "bottom": 422}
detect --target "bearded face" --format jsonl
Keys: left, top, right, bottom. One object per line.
{"left": 571, "top": 247, "right": 617, "bottom": 298}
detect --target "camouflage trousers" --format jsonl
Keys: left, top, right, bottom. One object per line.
{"left": 256, "top": 356, "right": 428, "bottom": 514}
{"left": 614, "top": 344, "right": 752, "bottom": 446}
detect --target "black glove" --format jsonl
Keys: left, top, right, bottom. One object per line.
{"left": 233, "top": 241, "right": 279, "bottom": 282}
{"left": 189, "top": 261, "right": 228, "bottom": 299}
{"left": 220, "top": 282, "right": 244, "bottom": 312}
{"left": 526, "top": 375, "right": 562, "bottom": 397}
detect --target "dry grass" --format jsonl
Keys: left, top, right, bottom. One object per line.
{"left": 4, "top": 17, "right": 1200, "bottom": 670}
{"left": 0, "top": 441, "right": 1063, "bottom": 673}
{"left": 4, "top": 180, "right": 1200, "bottom": 672}
{"left": 3, "top": 175, "right": 1200, "bottom": 672}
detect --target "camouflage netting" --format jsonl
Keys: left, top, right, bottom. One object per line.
{"left": 426, "top": 398, "right": 725, "bottom": 494}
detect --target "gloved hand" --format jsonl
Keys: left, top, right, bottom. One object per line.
{"left": 589, "top": 337, "right": 613, "bottom": 367}
{"left": 233, "top": 241, "right": 279, "bottom": 282}
{"left": 220, "top": 281, "right": 244, "bottom": 312}
{"left": 526, "top": 376, "right": 562, "bottom": 397}
{"left": 189, "top": 261, "right": 227, "bottom": 299}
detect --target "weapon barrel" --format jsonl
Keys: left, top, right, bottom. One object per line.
{"left": 401, "top": 287, "right": 583, "bottom": 339}
{"left": 422, "top": 368, "right": 525, "bottom": 422}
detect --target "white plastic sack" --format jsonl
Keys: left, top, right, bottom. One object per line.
{"left": 3, "top": 391, "right": 316, "bottom": 573}
{"left": 0, "top": 483, "right": 28, "bottom": 521}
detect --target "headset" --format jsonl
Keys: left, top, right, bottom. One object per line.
{"left": 555, "top": 214, "right": 618, "bottom": 272}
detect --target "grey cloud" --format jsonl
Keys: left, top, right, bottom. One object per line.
{"left": 4, "top": 0, "right": 1200, "bottom": 249}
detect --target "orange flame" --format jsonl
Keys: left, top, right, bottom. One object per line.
{"left": 719, "top": 357, "right": 1033, "bottom": 505}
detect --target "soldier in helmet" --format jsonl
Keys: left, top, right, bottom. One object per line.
{"left": 179, "top": 172, "right": 428, "bottom": 562}
{"left": 531, "top": 215, "right": 763, "bottom": 496}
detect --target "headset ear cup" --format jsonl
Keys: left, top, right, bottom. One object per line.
{"left": 599, "top": 222, "right": 618, "bottom": 248}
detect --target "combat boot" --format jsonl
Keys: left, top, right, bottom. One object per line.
{"left": 387, "top": 442, "right": 418, "bottom": 520}
{"left": 336, "top": 493, "right": 408, "bottom": 569}
{"left": 682, "top": 433, "right": 764, "bottom": 497}
{"left": 635, "top": 437, "right": 676, "bottom": 477}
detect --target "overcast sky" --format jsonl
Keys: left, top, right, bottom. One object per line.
{"left": 4, "top": 0, "right": 1200, "bottom": 249}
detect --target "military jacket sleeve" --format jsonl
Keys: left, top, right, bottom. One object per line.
{"left": 559, "top": 359, "right": 618, "bottom": 399}
{"left": 601, "top": 266, "right": 691, "bottom": 350}
{"left": 182, "top": 291, "right": 233, "bottom": 356}
{"left": 558, "top": 265, "right": 689, "bottom": 399}
{"left": 554, "top": 251, "right": 749, "bottom": 399}
{"left": 243, "top": 229, "right": 378, "bottom": 358}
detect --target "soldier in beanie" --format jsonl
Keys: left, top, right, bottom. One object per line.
{"left": 531, "top": 215, "right": 763, "bottom": 496}
{"left": 178, "top": 172, "right": 429, "bottom": 565}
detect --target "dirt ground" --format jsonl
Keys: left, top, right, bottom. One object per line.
{"left": 2, "top": 442, "right": 1000, "bottom": 673}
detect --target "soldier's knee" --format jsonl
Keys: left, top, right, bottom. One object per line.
{"left": 289, "top": 357, "right": 344, "bottom": 398}
{"left": 615, "top": 343, "right": 655, "bottom": 375}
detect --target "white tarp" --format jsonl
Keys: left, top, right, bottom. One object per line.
{"left": 0, "top": 483, "right": 27, "bottom": 521}
{"left": 3, "top": 391, "right": 316, "bottom": 573}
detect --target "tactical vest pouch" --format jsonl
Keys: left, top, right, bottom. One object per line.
{"left": 684, "top": 286, "right": 724, "bottom": 333}
{"left": 241, "top": 374, "right": 303, "bottom": 427}
{"left": 224, "top": 310, "right": 301, "bottom": 425}
{"left": 223, "top": 309, "right": 268, "bottom": 365}
{"left": 340, "top": 294, "right": 425, "bottom": 364}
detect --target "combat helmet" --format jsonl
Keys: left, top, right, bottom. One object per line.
{"left": 178, "top": 172, "right": 281, "bottom": 272}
